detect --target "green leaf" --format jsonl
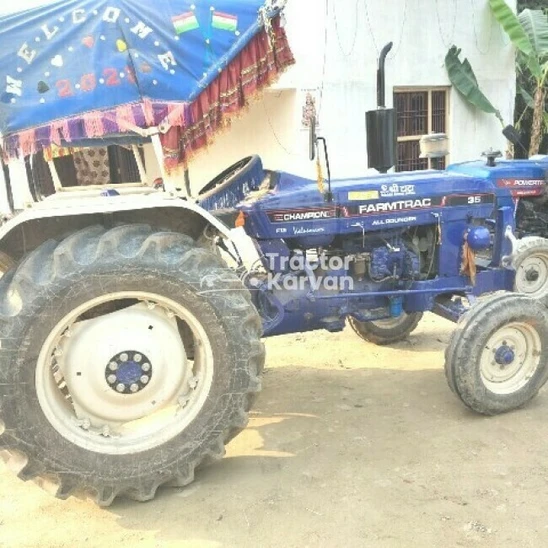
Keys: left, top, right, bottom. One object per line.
{"left": 518, "top": 83, "right": 535, "bottom": 108}
{"left": 489, "top": 0, "right": 542, "bottom": 77}
{"left": 518, "top": 9, "right": 548, "bottom": 58}
{"left": 462, "top": 58, "right": 479, "bottom": 87}
{"left": 489, "top": 0, "right": 535, "bottom": 57}
{"left": 445, "top": 46, "right": 504, "bottom": 124}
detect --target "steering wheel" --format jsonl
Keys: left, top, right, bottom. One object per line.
{"left": 199, "top": 156, "right": 260, "bottom": 197}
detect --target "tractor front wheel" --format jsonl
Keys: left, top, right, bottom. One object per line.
{"left": 0, "top": 225, "right": 264, "bottom": 505}
{"left": 444, "top": 294, "right": 548, "bottom": 415}
{"left": 348, "top": 312, "right": 423, "bottom": 346}
{"left": 513, "top": 237, "right": 548, "bottom": 301}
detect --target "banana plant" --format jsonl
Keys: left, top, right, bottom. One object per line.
{"left": 445, "top": 46, "right": 504, "bottom": 126}
{"left": 489, "top": 0, "right": 548, "bottom": 155}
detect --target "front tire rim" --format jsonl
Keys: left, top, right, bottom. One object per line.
{"left": 515, "top": 253, "right": 548, "bottom": 298}
{"left": 36, "top": 291, "right": 214, "bottom": 455}
{"left": 480, "top": 322, "right": 541, "bottom": 395}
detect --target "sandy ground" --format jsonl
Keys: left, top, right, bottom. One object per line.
{"left": 1, "top": 313, "right": 548, "bottom": 547}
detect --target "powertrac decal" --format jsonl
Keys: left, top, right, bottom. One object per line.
{"left": 497, "top": 178, "right": 546, "bottom": 197}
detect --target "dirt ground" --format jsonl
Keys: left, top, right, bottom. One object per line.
{"left": 1, "top": 313, "right": 548, "bottom": 547}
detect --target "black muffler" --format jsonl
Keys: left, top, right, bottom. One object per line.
{"left": 366, "top": 42, "right": 397, "bottom": 173}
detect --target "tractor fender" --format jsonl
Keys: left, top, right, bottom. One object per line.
{"left": 0, "top": 192, "right": 234, "bottom": 262}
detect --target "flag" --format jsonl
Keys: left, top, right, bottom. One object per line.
{"left": 172, "top": 12, "right": 199, "bottom": 34}
{"left": 212, "top": 11, "right": 238, "bottom": 32}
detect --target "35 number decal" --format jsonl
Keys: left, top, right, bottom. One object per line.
{"left": 468, "top": 196, "right": 482, "bottom": 205}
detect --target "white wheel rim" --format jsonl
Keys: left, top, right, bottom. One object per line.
{"left": 36, "top": 292, "right": 214, "bottom": 455}
{"left": 515, "top": 253, "right": 548, "bottom": 298}
{"left": 480, "top": 322, "right": 541, "bottom": 395}
{"left": 370, "top": 313, "right": 409, "bottom": 329}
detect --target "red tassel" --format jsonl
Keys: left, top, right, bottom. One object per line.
{"left": 167, "top": 103, "right": 186, "bottom": 127}
{"left": 19, "top": 130, "right": 36, "bottom": 157}
{"left": 143, "top": 98, "right": 155, "bottom": 126}
{"left": 84, "top": 112, "right": 104, "bottom": 138}
{"left": 116, "top": 104, "right": 136, "bottom": 131}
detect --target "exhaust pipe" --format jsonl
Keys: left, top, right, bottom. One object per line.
{"left": 377, "top": 42, "right": 393, "bottom": 108}
{"left": 366, "top": 42, "right": 397, "bottom": 173}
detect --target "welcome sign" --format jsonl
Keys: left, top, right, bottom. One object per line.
{"left": 0, "top": 0, "right": 266, "bottom": 148}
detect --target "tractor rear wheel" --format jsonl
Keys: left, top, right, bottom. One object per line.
{"left": 0, "top": 225, "right": 264, "bottom": 505}
{"left": 444, "top": 294, "right": 548, "bottom": 415}
{"left": 348, "top": 312, "right": 423, "bottom": 345}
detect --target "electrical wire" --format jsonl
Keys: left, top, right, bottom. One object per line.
{"left": 470, "top": 0, "right": 494, "bottom": 55}
{"left": 333, "top": 0, "right": 360, "bottom": 58}
{"left": 362, "top": 0, "right": 408, "bottom": 60}
{"left": 262, "top": 0, "right": 329, "bottom": 155}
{"left": 386, "top": 0, "right": 408, "bottom": 60}
{"left": 362, "top": 0, "right": 379, "bottom": 55}
{"left": 435, "top": 0, "right": 458, "bottom": 49}
{"left": 261, "top": 95, "right": 299, "bottom": 156}
{"left": 317, "top": 0, "right": 330, "bottom": 120}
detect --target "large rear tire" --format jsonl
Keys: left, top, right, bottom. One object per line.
{"left": 444, "top": 294, "right": 548, "bottom": 415}
{"left": 0, "top": 225, "right": 264, "bottom": 505}
{"left": 348, "top": 312, "right": 423, "bottom": 345}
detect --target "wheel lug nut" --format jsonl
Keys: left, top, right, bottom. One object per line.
{"left": 120, "top": 353, "right": 129, "bottom": 362}
{"left": 142, "top": 363, "right": 151, "bottom": 372}
{"left": 141, "top": 375, "right": 150, "bottom": 385}
{"left": 116, "top": 383, "right": 125, "bottom": 393}
{"left": 134, "top": 353, "right": 142, "bottom": 362}
{"left": 107, "top": 374, "right": 117, "bottom": 385}
{"left": 109, "top": 362, "right": 118, "bottom": 371}
{"left": 130, "top": 384, "right": 139, "bottom": 393}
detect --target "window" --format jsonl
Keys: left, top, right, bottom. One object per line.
{"left": 394, "top": 88, "right": 449, "bottom": 172}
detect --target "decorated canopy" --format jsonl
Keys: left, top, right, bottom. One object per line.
{"left": 0, "top": 0, "right": 294, "bottom": 169}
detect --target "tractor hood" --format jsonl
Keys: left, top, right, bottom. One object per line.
{"left": 238, "top": 156, "right": 548, "bottom": 243}
{"left": 447, "top": 157, "right": 548, "bottom": 198}
{"left": 239, "top": 168, "right": 498, "bottom": 242}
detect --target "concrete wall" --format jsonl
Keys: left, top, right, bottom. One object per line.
{"left": 150, "top": 0, "right": 517, "bottom": 193}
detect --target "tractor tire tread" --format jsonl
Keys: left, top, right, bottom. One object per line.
{"left": 0, "top": 224, "right": 264, "bottom": 506}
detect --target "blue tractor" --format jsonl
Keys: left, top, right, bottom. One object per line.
{"left": 0, "top": 0, "right": 547, "bottom": 506}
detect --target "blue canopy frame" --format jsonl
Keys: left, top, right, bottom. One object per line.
{"left": 0, "top": 0, "right": 288, "bottom": 161}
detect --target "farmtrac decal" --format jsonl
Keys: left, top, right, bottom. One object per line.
{"left": 267, "top": 194, "right": 495, "bottom": 222}
{"left": 357, "top": 198, "right": 439, "bottom": 215}
{"left": 497, "top": 178, "right": 546, "bottom": 197}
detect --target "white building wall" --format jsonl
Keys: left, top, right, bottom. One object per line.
{"left": 162, "top": 0, "right": 517, "bottom": 193}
